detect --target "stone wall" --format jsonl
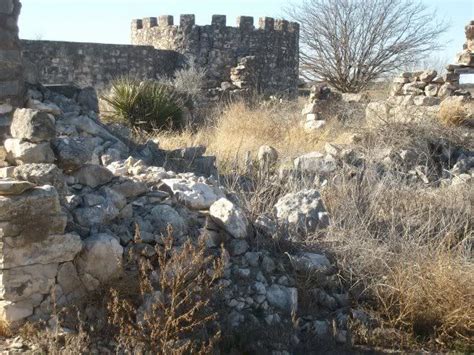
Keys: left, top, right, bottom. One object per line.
{"left": 131, "top": 15, "right": 300, "bottom": 97}
{"left": 0, "top": 0, "right": 23, "bottom": 106}
{"left": 21, "top": 40, "right": 181, "bottom": 90}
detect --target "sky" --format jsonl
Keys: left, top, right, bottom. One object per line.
{"left": 18, "top": 0, "right": 474, "bottom": 79}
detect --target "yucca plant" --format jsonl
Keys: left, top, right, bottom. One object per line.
{"left": 102, "top": 77, "right": 185, "bottom": 131}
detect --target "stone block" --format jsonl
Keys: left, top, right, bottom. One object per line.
{"left": 212, "top": 15, "right": 226, "bottom": 27}
{"left": 4, "top": 139, "right": 55, "bottom": 165}
{"left": 0, "top": 233, "right": 82, "bottom": 269}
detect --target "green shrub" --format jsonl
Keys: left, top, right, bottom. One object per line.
{"left": 101, "top": 77, "right": 185, "bottom": 131}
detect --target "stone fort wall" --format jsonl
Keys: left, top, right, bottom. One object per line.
{"left": 131, "top": 15, "right": 300, "bottom": 97}
{"left": 21, "top": 40, "right": 181, "bottom": 90}
{"left": 0, "top": 0, "right": 23, "bottom": 107}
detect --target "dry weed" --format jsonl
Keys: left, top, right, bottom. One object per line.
{"left": 108, "top": 234, "right": 224, "bottom": 353}
{"left": 322, "top": 162, "right": 473, "bottom": 350}
{"left": 154, "top": 100, "right": 352, "bottom": 172}
{"left": 438, "top": 98, "right": 471, "bottom": 126}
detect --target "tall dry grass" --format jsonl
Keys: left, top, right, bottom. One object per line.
{"left": 154, "top": 99, "right": 354, "bottom": 172}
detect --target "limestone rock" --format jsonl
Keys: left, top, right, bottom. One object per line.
{"left": 0, "top": 263, "right": 58, "bottom": 302}
{"left": 4, "top": 139, "right": 55, "bottom": 165}
{"left": 266, "top": 284, "right": 298, "bottom": 314}
{"left": 57, "top": 262, "right": 86, "bottom": 299}
{"left": 294, "top": 152, "right": 337, "bottom": 175}
{"left": 210, "top": 198, "right": 249, "bottom": 239}
{"left": 419, "top": 69, "right": 437, "bottom": 83}
{"left": 257, "top": 145, "right": 278, "bottom": 167}
{"left": 76, "top": 233, "right": 123, "bottom": 288}
{"left": 150, "top": 204, "right": 187, "bottom": 237}
{"left": 0, "top": 233, "right": 82, "bottom": 269}
{"left": 73, "top": 164, "right": 114, "bottom": 188}
{"left": 26, "top": 99, "right": 62, "bottom": 116}
{"left": 0, "top": 179, "right": 35, "bottom": 195}
{"left": 288, "top": 252, "right": 331, "bottom": 273}
{"left": 52, "top": 137, "right": 94, "bottom": 172}
{"left": 0, "top": 300, "right": 34, "bottom": 323}
{"left": 12, "top": 163, "right": 66, "bottom": 196}
{"left": 274, "top": 189, "right": 329, "bottom": 234}
{"left": 162, "top": 178, "right": 225, "bottom": 210}
{"left": 0, "top": 186, "right": 66, "bottom": 241}
{"left": 229, "top": 239, "right": 249, "bottom": 256}
{"left": 424, "top": 84, "right": 439, "bottom": 97}
{"left": 10, "top": 109, "right": 56, "bottom": 143}
{"left": 413, "top": 96, "right": 440, "bottom": 106}
{"left": 304, "top": 119, "right": 326, "bottom": 131}
{"left": 77, "top": 87, "right": 99, "bottom": 112}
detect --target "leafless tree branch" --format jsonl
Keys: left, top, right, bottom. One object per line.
{"left": 286, "top": 0, "right": 449, "bottom": 92}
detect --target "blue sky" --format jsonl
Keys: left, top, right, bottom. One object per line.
{"left": 19, "top": 0, "right": 474, "bottom": 68}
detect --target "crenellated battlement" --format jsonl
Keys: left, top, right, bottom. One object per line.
{"left": 131, "top": 14, "right": 299, "bottom": 33}
{"left": 130, "top": 14, "right": 299, "bottom": 97}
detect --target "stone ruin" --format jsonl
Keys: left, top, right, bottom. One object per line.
{"left": 131, "top": 14, "right": 300, "bottom": 98}
{"left": 0, "top": 3, "right": 342, "bottom": 336}
{"left": 19, "top": 14, "right": 300, "bottom": 99}
{"left": 0, "top": 0, "right": 23, "bottom": 107}
{"left": 389, "top": 21, "right": 474, "bottom": 103}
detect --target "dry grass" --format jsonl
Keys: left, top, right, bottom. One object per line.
{"left": 438, "top": 98, "right": 472, "bottom": 126}
{"left": 0, "top": 321, "right": 12, "bottom": 338}
{"left": 322, "top": 161, "right": 473, "bottom": 350}
{"left": 154, "top": 99, "right": 353, "bottom": 172}
{"left": 211, "top": 105, "right": 473, "bottom": 351}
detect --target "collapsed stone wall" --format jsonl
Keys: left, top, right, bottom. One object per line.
{"left": 131, "top": 15, "right": 300, "bottom": 97}
{"left": 0, "top": 0, "right": 23, "bottom": 107}
{"left": 21, "top": 40, "right": 181, "bottom": 90}
{"left": 456, "top": 20, "right": 474, "bottom": 66}
{"left": 391, "top": 21, "right": 474, "bottom": 101}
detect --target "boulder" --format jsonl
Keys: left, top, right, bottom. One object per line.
{"left": 26, "top": 99, "right": 62, "bottom": 116}
{"left": 266, "top": 284, "right": 298, "bottom": 314}
{"left": 229, "top": 239, "right": 249, "bottom": 256}
{"left": 77, "top": 87, "right": 99, "bottom": 112}
{"left": 0, "top": 179, "right": 35, "bottom": 195}
{"left": 274, "top": 189, "right": 329, "bottom": 234}
{"left": 294, "top": 152, "right": 337, "bottom": 175}
{"left": 288, "top": 252, "right": 331, "bottom": 273}
{"left": 4, "top": 139, "right": 55, "bottom": 165}
{"left": 257, "top": 145, "right": 278, "bottom": 167}
{"left": 149, "top": 204, "right": 187, "bottom": 237}
{"left": 413, "top": 96, "right": 440, "bottom": 106}
{"left": 52, "top": 137, "right": 94, "bottom": 172}
{"left": 76, "top": 233, "right": 123, "bottom": 289}
{"left": 424, "top": 84, "right": 439, "bottom": 97}
{"left": 73, "top": 164, "right": 114, "bottom": 188}
{"left": 162, "top": 178, "right": 225, "bottom": 210}
{"left": 10, "top": 109, "right": 56, "bottom": 143}
{"left": 0, "top": 300, "right": 34, "bottom": 323}
{"left": 210, "top": 198, "right": 249, "bottom": 239}
{"left": 419, "top": 69, "right": 437, "bottom": 83}
{"left": 304, "top": 119, "right": 326, "bottom": 131}
{"left": 57, "top": 262, "right": 86, "bottom": 299}
{"left": 12, "top": 163, "right": 66, "bottom": 196}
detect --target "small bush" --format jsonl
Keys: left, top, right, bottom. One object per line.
{"left": 172, "top": 60, "right": 207, "bottom": 98}
{"left": 108, "top": 234, "right": 224, "bottom": 353}
{"left": 101, "top": 77, "right": 185, "bottom": 131}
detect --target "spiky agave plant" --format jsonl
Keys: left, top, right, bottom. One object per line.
{"left": 102, "top": 77, "right": 185, "bottom": 131}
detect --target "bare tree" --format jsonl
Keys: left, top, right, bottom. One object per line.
{"left": 286, "top": 0, "right": 448, "bottom": 93}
